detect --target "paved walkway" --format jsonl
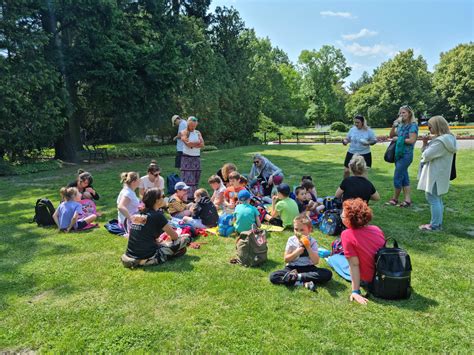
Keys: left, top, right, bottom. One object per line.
{"left": 269, "top": 139, "right": 474, "bottom": 150}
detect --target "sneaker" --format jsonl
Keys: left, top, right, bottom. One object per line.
{"left": 121, "top": 254, "right": 139, "bottom": 269}
{"left": 304, "top": 281, "right": 317, "bottom": 292}
{"left": 282, "top": 269, "right": 298, "bottom": 283}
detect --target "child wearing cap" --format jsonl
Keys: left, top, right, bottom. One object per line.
{"left": 266, "top": 183, "right": 300, "bottom": 228}
{"left": 269, "top": 215, "right": 332, "bottom": 291}
{"left": 183, "top": 188, "right": 219, "bottom": 228}
{"left": 233, "top": 189, "right": 261, "bottom": 233}
{"left": 168, "top": 182, "right": 192, "bottom": 217}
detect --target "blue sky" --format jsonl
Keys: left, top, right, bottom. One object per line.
{"left": 211, "top": 0, "right": 473, "bottom": 85}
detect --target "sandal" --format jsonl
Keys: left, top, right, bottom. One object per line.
{"left": 399, "top": 201, "right": 412, "bottom": 208}
{"left": 385, "top": 198, "right": 398, "bottom": 206}
{"left": 419, "top": 224, "right": 433, "bottom": 231}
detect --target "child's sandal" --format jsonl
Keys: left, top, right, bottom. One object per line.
{"left": 384, "top": 198, "right": 398, "bottom": 206}
{"left": 399, "top": 201, "right": 412, "bottom": 208}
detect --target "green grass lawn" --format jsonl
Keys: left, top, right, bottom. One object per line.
{"left": 1, "top": 144, "right": 473, "bottom": 352}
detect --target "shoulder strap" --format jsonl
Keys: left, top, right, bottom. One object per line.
{"left": 383, "top": 237, "right": 398, "bottom": 249}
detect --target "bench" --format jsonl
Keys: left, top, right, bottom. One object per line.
{"left": 83, "top": 143, "right": 109, "bottom": 163}
{"left": 292, "top": 132, "right": 330, "bottom": 144}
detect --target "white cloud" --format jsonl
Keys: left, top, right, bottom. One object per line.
{"left": 341, "top": 42, "right": 397, "bottom": 57}
{"left": 342, "top": 28, "right": 378, "bottom": 41}
{"left": 320, "top": 11, "right": 356, "bottom": 19}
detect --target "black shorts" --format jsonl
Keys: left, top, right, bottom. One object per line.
{"left": 344, "top": 152, "right": 372, "bottom": 168}
{"left": 76, "top": 220, "right": 88, "bottom": 230}
{"left": 175, "top": 151, "right": 183, "bottom": 169}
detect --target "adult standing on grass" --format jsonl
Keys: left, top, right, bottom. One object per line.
{"left": 180, "top": 116, "right": 204, "bottom": 196}
{"left": 417, "top": 116, "right": 457, "bottom": 231}
{"left": 248, "top": 154, "right": 283, "bottom": 196}
{"left": 340, "top": 198, "right": 386, "bottom": 305}
{"left": 172, "top": 115, "right": 188, "bottom": 169}
{"left": 342, "top": 115, "right": 377, "bottom": 179}
{"left": 117, "top": 171, "right": 141, "bottom": 235}
{"left": 386, "top": 105, "right": 418, "bottom": 208}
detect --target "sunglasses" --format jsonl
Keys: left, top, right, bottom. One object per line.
{"left": 153, "top": 172, "right": 160, "bottom": 176}
{"left": 254, "top": 161, "right": 260, "bottom": 164}
{"left": 400, "top": 105, "right": 413, "bottom": 111}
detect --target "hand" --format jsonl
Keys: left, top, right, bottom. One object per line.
{"left": 272, "top": 195, "right": 279, "bottom": 202}
{"left": 86, "top": 187, "right": 95, "bottom": 194}
{"left": 268, "top": 176, "right": 274, "bottom": 186}
{"left": 297, "top": 246, "right": 305, "bottom": 255}
{"left": 391, "top": 136, "right": 398, "bottom": 142}
{"left": 422, "top": 134, "right": 430, "bottom": 144}
{"left": 350, "top": 293, "right": 368, "bottom": 305}
{"left": 300, "top": 236, "right": 311, "bottom": 248}
{"left": 173, "top": 136, "right": 177, "bottom": 141}
{"left": 342, "top": 139, "right": 348, "bottom": 146}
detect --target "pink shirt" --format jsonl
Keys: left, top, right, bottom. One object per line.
{"left": 341, "top": 225, "right": 385, "bottom": 282}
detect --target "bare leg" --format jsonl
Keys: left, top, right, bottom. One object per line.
{"left": 84, "top": 214, "right": 97, "bottom": 224}
{"left": 402, "top": 186, "right": 411, "bottom": 203}
{"left": 393, "top": 188, "right": 401, "bottom": 201}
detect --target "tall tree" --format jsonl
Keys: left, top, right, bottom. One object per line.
{"left": 432, "top": 43, "right": 474, "bottom": 120}
{"left": 298, "top": 45, "right": 351, "bottom": 125}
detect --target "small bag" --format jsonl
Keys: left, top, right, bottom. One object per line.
{"left": 450, "top": 153, "right": 456, "bottom": 181}
{"left": 384, "top": 141, "right": 396, "bottom": 163}
{"left": 371, "top": 238, "right": 412, "bottom": 300}
{"left": 234, "top": 225, "right": 268, "bottom": 267}
{"left": 33, "top": 198, "right": 56, "bottom": 226}
{"left": 319, "top": 210, "right": 343, "bottom": 236}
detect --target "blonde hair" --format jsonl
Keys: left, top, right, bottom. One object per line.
{"left": 60, "top": 187, "right": 79, "bottom": 201}
{"left": 195, "top": 188, "right": 209, "bottom": 199}
{"left": 349, "top": 154, "right": 367, "bottom": 176}
{"left": 222, "top": 163, "right": 237, "bottom": 180}
{"left": 293, "top": 214, "right": 313, "bottom": 229}
{"left": 120, "top": 172, "right": 139, "bottom": 186}
{"left": 428, "top": 115, "right": 452, "bottom": 136}
{"left": 399, "top": 105, "right": 417, "bottom": 124}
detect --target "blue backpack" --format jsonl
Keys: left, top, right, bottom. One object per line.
{"left": 167, "top": 174, "right": 182, "bottom": 195}
{"left": 319, "top": 210, "right": 343, "bottom": 236}
{"left": 218, "top": 213, "right": 235, "bottom": 237}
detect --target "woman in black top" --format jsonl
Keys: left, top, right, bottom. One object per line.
{"left": 121, "top": 188, "right": 190, "bottom": 268}
{"left": 335, "top": 154, "right": 380, "bottom": 203}
{"left": 68, "top": 170, "right": 100, "bottom": 200}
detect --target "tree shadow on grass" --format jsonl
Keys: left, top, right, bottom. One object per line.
{"left": 141, "top": 254, "right": 201, "bottom": 273}
{"left": 368, "top": 289, "right": 438, "bottom": 312}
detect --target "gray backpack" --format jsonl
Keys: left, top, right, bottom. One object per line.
{"left": 234, "top": 226, "right": 268, "bottom": 267}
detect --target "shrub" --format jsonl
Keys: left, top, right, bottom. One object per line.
{"left": 330, "top": 121, "right": 349, "bottom": 132}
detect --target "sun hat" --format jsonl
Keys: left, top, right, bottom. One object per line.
{"left": 175, "top": 181, "right": 190, "bottom": 191}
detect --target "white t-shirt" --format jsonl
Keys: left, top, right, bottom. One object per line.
{"left": 285, "top": 235, "right": 318, "bottom": 267}
{"left": 347, "top": 127, "right": 376, "bottom": 155}
{"left": 139, "top": 175, "right": 165, "bottom": 192}
{"left": 182, "top": 130, "right": 201, "bottom": 156}
{"left": 116, "top": 186, "right": 140, "bottom": 224}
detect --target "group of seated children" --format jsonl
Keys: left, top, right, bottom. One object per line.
{"left": 53, "top": 186, "right": 98, "bottom": 232}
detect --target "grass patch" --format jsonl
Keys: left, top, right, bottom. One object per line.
{"left": 0, "top": 144, "right": 473, "bottom": 352}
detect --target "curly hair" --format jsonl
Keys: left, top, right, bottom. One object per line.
{"left": 342, "top": 198, "right": 373, "bottom": 228}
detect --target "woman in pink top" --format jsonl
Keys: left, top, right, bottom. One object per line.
{"left": 341, "top": 198, "right": 386, "bottom": 305}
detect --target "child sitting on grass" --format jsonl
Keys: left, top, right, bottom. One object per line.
{"left": 233, "top": 189, "right": 261, "bottom": 233}
{"left": 269, "top": 215, "right": 332, "bottom": 291}
{"left": 183, "top": 188, "right": 219, "bottom": 228}
{"left": 224, "top": 171, "right": 245, "bottom": 211}
{"left": 208, "top": 175, "right": 226, "bottom": 211}
{"left": 168, "top": 182, "right": 192, "bottom": 218}
{"left": 266, "top": 183, "right": 299, "bottom": 228}
{"left": 53, "top": 187, "right": 97, "bottom": 232}
{"left": 295, "top": 186, "right": 324, "bottom": 216}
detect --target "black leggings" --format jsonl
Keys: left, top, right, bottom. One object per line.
{"left": 270, "top": 265, "right": 332, "bottom": 285}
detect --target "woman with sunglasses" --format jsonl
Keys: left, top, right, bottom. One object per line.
{"left": 386, "top": 105, "right": 419, "bottom": 208}
{"left": 342, "top": 115, "right": 377, "bottom": 179}
{"left": 139, "top": 161, "right": 165, "bottom": 198}
{"left": 180, "top": 116, "right": 205, "bottom": 196}
{"left": 249, "top": 154, "right": 283, "bottom": 196}
{"left": 417, "top": 116, "right": 457, "bottom": 231}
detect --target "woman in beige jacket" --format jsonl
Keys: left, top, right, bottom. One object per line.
{"left": 417, "top": 116, "right": 457, "bottom": 231}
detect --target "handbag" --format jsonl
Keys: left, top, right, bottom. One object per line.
{"left": 384, "top": 141, "right": 396, "bottom": 163}
{"left": 233, "top": 225, "right": 268, "bottom": 267}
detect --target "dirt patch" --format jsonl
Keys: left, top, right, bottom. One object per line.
{"left": 28, "top": 290, "right": 53, "bottom": 304}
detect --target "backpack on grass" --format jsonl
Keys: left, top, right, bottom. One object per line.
{"left": 233, "top": 225, "right": 268, "bottom": 267}
{"left": 166, "top": 173, "right": 182, "bottom": 195}
{"left": 319, "top": 210, "right": 343, "bottom": 236}
{"left": 33, "top": 198, "right": 56, "bottom": 226}
{"left": 371, "top": 238, "right": 412, "bottom": 300}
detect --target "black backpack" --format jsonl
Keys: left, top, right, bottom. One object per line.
{"left": 33, "top": 198, "right": 56, "bottom": 226}
{"left": 371, "top": 238, "right": 412, "bottom": 300}
{"left": 166, "top": 173, "right": 182, "bottom": 195}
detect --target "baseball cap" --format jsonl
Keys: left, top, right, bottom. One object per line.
{"left": 277, "top": 183, "right": 291, "bottom": 196}
{"left": 238, "top": 189, "right": 251, "bottom": 201}
{"left": 175, "top": 181, "right": 190, "bottom": 191}
{"left": 171, "top": 115, "right": 180, "bottom": 125}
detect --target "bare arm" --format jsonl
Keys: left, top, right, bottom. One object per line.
{"left": 118, "top": 196, "right": 132, "bottom": 220}
{"left": 307, "top": 245, "right": 320, "bottom": 265}
{"left": 335, "top": 187, "right": 344, "bottom": 199}
{"left": 347, "top": 256, "right": 368, "bottom": 305}
{"left": 163, "top": 223, "right": 178, "bottom": 241}
{"left": 370, "top": 191, "right": 380, "bottom": 201}
{"left": 255, "top": 214, "right": 261, "bottom": 228}
{"left": 53, "top": 209, "right": 60, "bottom": 228}
{"left": 284, "top": 247, "right": 304, "bottom": 263}
{"left": 405, "top": 132, "right": 417, "bottom": 145}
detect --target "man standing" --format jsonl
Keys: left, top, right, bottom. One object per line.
{"left": 172, "top": 115, "right": 187, "bottom": 169}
